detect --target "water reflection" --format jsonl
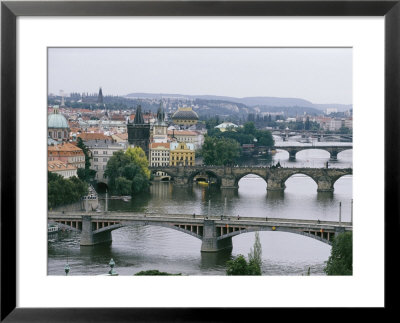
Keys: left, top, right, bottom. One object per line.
{"left": 200, "top": 249, "right": 233, "bottom": 268}
{"left": 49, "top": 146, "right": 352, "bottom": 276}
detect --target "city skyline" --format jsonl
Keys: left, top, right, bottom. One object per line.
{"left": 48, "top": 47, "right": 352, "bottom": 105}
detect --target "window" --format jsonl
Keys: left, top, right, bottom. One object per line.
{"left": 103, "top": 151, "right": 107, "bottom": 155}
{"left": 94, "top": 158, "right": 98, "bottom": 162}
{"left": 94, "top": 151, "right": 98, "bottom": 155}
{"left": 103, "top": 158, "right": 107, "bottom": 162}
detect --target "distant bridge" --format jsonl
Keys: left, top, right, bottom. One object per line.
{"left": 273, "top": 144, "right": 353, "bottom": 161}
{"left": 148, "top": 166, "right": 352, "bottom": 191}
{"left": 271, "top": 130, "right": 353, "bottom": 142}
{"left": 48, "top": 211, "right": 351, "bottom": 251}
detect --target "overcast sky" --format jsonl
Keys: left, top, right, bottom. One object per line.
{"left": 48, "top": 47, "right": 352, "bottom": 104}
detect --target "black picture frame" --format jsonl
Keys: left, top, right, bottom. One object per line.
{"left": 1, "top": 1, "right": 399, "bottom": 321}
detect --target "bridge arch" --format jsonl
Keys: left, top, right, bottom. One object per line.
{"left": 95, "top": 221, "right": 204, "bottom": 241}
{"left": 295, "top": 148, "right": 331, "bottom": 159}
{"left": 281, "top": 171, "right": 319, "bottom": 187}
{"left": 187, "top": 169, "right": 221, "bottom": 186}
{"left": 332, "top": 174, "right": 353, "bottom": 189}
{"left": 217, "top": 226, "right": 333, "bottom": 245}
{"left": 234, "top": 172, "right": 268, "bottom": 187}
{"left": 336, "top": 148, "right": 353, "bottom": 159}
{"left": 150, "top": 168, "right": 176, "bottom": 180}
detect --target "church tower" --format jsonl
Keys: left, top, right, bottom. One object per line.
{"left": 127, "top": 105, "right": 150, "bottom": 157}
{"left": 152, "top": 102, "right": 168, "bottom": 143}
{"left": 97, "top": 87, "right": 104, "bottom": 106}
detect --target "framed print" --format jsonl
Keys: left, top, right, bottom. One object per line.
{"left": 1, "top": 0, "right": 399, "bottom": 321}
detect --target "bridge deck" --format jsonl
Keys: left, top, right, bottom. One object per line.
{"left": 48, "top": 212, "right": 352, "bottom": 231}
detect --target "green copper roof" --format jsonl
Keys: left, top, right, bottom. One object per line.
{"left": 48, "top": 112, "right": 69, "bottom": 129}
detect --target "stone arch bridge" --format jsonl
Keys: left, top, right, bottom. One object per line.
{"left": 149, "top": 166, "right": 352, "bottom": 192}
{"left": 48, "top": 212, "right": 351, "bottom": 251}
{"left": 273, "top": 144, "right": 353, "bottom": 161}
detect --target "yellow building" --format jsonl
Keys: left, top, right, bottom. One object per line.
{"left": 170, "top": 142, "right": 195, "bottom": 166}
{"left": 171, "top": 107, "right": 199, "bottom": 127}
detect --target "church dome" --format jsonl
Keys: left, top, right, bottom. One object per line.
{"left": 172, "top": 107, "right": 199, "bottom": 120}
{"left": 48, "top": 106, "right": 69, "bottom": 129}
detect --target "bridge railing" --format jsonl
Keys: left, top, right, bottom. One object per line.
{"left": 48, "top": 211, "right": 352, "bottom": 228}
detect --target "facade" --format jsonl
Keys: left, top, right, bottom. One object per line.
{"left": 127, "top": 105, "right": 150, "bottom": 157}
{"left": 168, "top": 129, "right": 203, "bottom": 150}
{"left": 170, "top": 142, "right": 195, "bottom": 166}
{"left": 171, "top": 107, "right": 199, "bottom": 127}
{"left": 344, "top": 118, "right": 353, "bottom": 129}
{"left": 84, "top": 140, "right": 127, "bottom": 182}
{"left": 149, "top": 142, "right": 170, "bottom": 167}
{"left": 329, "top": 119, "right": 343, "bottom": 131}
{"left": 48, "top": 105, "right": 70, "bottom": 142}
{"left": 48, "top": 160, "right": 77, "bottom": 179}
{"left": 48, "top": 142, "right": 85, "bottom": 169}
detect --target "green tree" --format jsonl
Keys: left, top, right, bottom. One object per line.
{"left": 243, "top": 121, "right": 257, "bottom": 136}
{"left": 104, "top": 147, "right": 150, "bottom": 196}
{"left": 76, "top": 137, "right": 96, "bottom": 182}
{"left": 125, "top": 147, "right": 151, "bottom": 179}
{"left": 48, "top": 172, "right": 88, "bottom": 209}
{"left": 255, "top": 130, "right": 274, "bottom": 147}
{"left": 324, "top": 232, "right": 352, "bottom": 275}
{"left": 248, "top": 231, "right": 262, "bottom": 272}
{"left": 226, "top": 255, "right": 250, "bottom": 275}
{"left": 201, "top": 136, "right": 241, "bottom": 166}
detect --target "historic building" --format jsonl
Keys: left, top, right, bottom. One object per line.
{"left": 84, "top": 139, "right": 127, "bottom": 182}
{"left": 170, "top": 142, "right": 195, "bottom": 166}
{"left": 171, "top": 107, "right": 199, "bottom": 128}
{"left": 47, "top": 160, "right": 77, "bottom": 179}
{"left": 149, "top": 142, "right": 170, "bottom": 167}
{"left": 152, "top": 103, "right": 168, "bottom": 143}
{"left": 127, "top": 105, "right": 150, "bottom": 157}
{"left": 47, "top": 142, "right": 85, "bottom": 169}
{"left": 48, "top": 105, "right": 70, "bottom": 142}
{"left": 167, "top": 129, "right": 203, "bottom": 150}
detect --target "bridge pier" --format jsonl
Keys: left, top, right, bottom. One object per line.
{"left": 288, "top": 150, "right": 297, "bottom": 161}
{"left": 329, "top": 151, "right": 339, "bottom": 161}
{"left": 317, "top": 179, "right": 334, "bottom": 192}
{"left": 80, "top": 215, "right": 112, "bottom": 246}
{"left": 220, "top": 176, "right": 238, "bottom": 189}
{"left": 267, "top": 179, "right": 285, "bottom": 191}
{"left": 173, "top": 176, "right": 190, "bottom": 187}
{"left": 201, "top": 220, "right": 233, "bottom": 252}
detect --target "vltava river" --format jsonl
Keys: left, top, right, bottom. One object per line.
{"left": 48, "top": 147, "right": 352, "bottom": 276}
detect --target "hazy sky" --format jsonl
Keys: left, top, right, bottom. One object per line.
{"left": 48, "top": 48, "right": 352, "bottom": 104}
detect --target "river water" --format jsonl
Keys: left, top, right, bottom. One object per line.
{"left": 48, "top": 142, "right": 352, "bottom": 276}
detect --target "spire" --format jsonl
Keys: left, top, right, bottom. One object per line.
{"left": 97, "top": 87, "right": 104, "bottom": 105}
{"left": 133, "top": 105, "right": 145, "bottom": 124}
{"left": 156, "top": 101, "right": 165, "bottom": 124}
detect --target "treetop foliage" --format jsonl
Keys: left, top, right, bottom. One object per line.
{"left": 104, "top": 147, "right": 150, "bottom": 196}
{"left": 324, "top": 231, "right": 352, "bottom": 275}
{"left": 48, "top": 172, "right": 88, "bottom": 209}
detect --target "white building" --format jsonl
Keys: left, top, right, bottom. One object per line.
{"left": 84, "top": 140, "right": 127, "bottom": 182}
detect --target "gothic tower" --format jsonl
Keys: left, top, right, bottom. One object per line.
{"left": 127, "top": 105, "right": 150, "bottom": 157}
{"left": 97, "top": 87, "right": 104, "bottom": 106}
{"left": 152, "top": 102, "right": 168, "bottom": 143}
